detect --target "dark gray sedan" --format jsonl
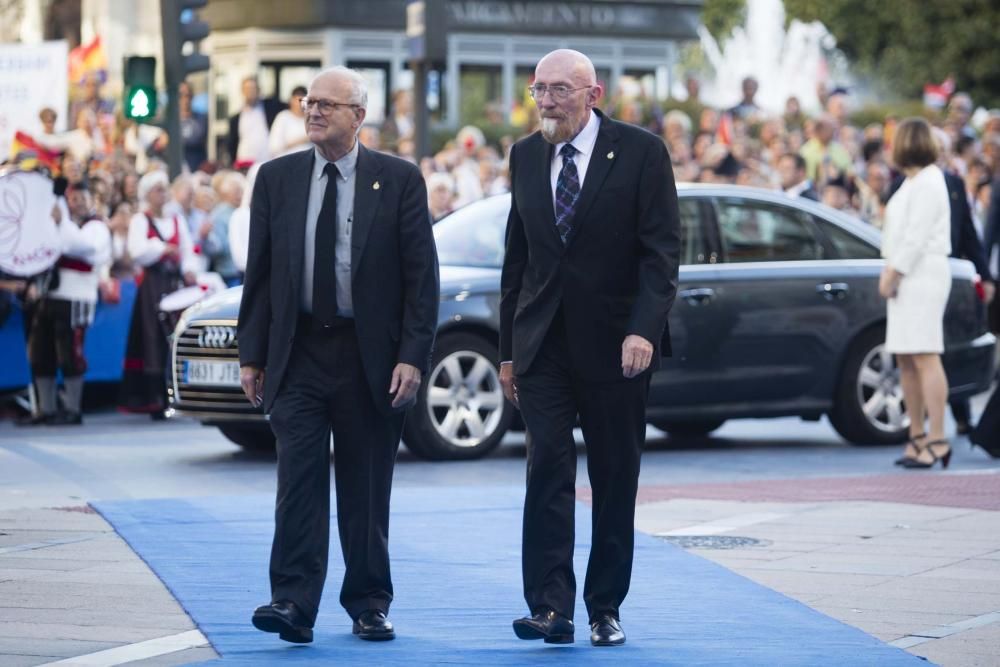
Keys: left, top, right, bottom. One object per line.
{"left": 168, "top": 185, "right": 996, "bottom": 460}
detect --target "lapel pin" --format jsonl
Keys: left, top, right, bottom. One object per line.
{"left": 607, "top": 151, "right": 615, "bottom": 160}
{"left": 373, "top": 181, "right": 380, "bottom": 190}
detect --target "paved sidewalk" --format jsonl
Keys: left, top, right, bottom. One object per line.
{"left": 633, "top": 470, "right": 1000, "bottom": 667}
{"left": 0, "top": 507, "right": 217, "bottom": 666}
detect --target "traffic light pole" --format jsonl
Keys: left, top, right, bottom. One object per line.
{"left": 160, "top": 0, "right": 210, "bottom": 178}
{"left": 162, "top": 81, "right": 183, "bottom": 179}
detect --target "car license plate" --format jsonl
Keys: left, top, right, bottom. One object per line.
{"left": 183, "top": 360, "right": 241, "bottom": 386}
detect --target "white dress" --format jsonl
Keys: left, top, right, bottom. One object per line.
{"left": 881, "top": 164, "right": 952, "bottom": 353}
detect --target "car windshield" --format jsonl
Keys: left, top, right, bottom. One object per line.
{"left": 433, "top": 195, "right": 509, "bottom": 268}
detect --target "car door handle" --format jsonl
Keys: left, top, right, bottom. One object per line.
{"left": 816, "top": 282, "right": 850, "bottom": 300}
{"left": 679, "top": 288, "right": 715, "bottom": 305}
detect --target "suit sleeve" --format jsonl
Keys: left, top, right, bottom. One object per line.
{"left": 985, "top": 176, "right": 1000, "bottom": 280}
{"left": 227, "top": 116, "right": 239, "bottom": 164}
{"left": 628, "top": 138, "right": 681, "bottom": 345}
{"left": 952, "top": 179, "right": 991, "bottom": 281}
{"left": 396, "top": 164, "right": 440, "bottom": 373}
{"left": 237, "top": 164, "right": 272, "bottom": 368}
{"left": 499, "top": 142, "right": 527, "bottom": 363}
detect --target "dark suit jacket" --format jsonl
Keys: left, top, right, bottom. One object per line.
{"left": 890, "top": 172, "right": 991, "bottom": 281}
{"left": 985, "top": 175, "right": 1000, "bottom": 280}
{"left": 227, "top": 98, "right": 284, "bottom": 163}
{"left": 800, "top": 185, "right": 819, "bottom": 202}
{"left": 237, "top": 146, "right": 440, "bottom": 414}
{"left": 500, "top": 110, "right": 681, "bottom": 383}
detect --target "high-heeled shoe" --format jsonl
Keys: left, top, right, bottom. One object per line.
{"left": 894, "top": 433, "right": 927, "bottom": 466}
{"left": 901, "top": 439, "right": 952, "bottom": 469}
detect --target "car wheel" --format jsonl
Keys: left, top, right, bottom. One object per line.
{"left": 830, "top": 326, "right": 909, "bottom": 445}
{"left": 403, "top": 333, "right": 514, "bottom": 460}
{"left": 217, "top": 423, "right": 276, "bottom": 451}
{"left": 653, "top": 419, "right": 726, "bottom": 437}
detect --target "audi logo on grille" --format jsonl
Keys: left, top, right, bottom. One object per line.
{"left": 197, "top": 326, "right": 236, "bottom": 348}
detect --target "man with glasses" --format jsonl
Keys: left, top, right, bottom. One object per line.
{"left": 500, "top": 49, "right": 680, "bottom": 646}
{"left": 239, "top": 67, "right": 439, "bottom": 644}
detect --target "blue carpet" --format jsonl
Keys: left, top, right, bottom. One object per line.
{"left": 93, "top": 488, "right": 923, "bottom": 665}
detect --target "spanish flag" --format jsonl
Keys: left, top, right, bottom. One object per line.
{"left": 68, "top": 36, "right": 108, "bottom": 85}
{"left": 9, "top": 132, "right": 62, "bottom": 176}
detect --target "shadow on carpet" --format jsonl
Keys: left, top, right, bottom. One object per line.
{"left": 93, "top": 488, "right": 923, "bottom": 666}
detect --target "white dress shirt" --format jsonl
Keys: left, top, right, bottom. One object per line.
{"left": 301, "top": 142, "right": 359, "bottom": 316}
{"left": 237, "top": 104, "right": 271, "bottom": 164}
{"left": 549, "top": 110, "right": 600, "bottom": 209}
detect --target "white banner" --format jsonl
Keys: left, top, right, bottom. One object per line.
{"left": 0, "top": 41, "right": 69, "bottom": 158}
{"left": 0, "top": 170, "right": 61, "bottom": 276}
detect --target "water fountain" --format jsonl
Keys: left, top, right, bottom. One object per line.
{"left": 691, "top": 0, "right": 843, "bottom": 115}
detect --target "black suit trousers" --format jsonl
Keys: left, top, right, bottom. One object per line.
{"left": 267, "top": 321, "right": 403, "bottom": 625}
{"left": 516, "top": 314, "right": 649, "bottom": 622}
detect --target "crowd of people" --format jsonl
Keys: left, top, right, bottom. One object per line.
{"left": 2, "top": 69, "right": 1000, "bottom": 433}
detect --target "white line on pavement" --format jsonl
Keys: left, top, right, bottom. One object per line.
{"left": 656, "top": 512, "right": 788, "bottom": 537}
{"left": 37, "top": 629, "right": 209, "bottom": 666}
{"left": 889, "top": 610, "right": 1000, "bottom": 649}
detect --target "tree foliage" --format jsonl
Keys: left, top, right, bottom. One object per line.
{"left": 700, "top": 0, "right": 746, "bottom": 43}
{"left": 784, "top": 0, "right": 1000, "bottom": 107}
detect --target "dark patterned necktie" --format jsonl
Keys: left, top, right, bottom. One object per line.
{"left": 554, "top": 143, "right": 580, "bottom": 244}
{"left": 312, "top": 162, "right": 339, "bottom": 325}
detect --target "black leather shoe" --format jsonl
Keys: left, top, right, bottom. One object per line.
{"left": 15, "top": 413, "right": 52, "bottom": 427}
{"left": 49, "top": 411, "right": 83, "bottom": 426}
{"left": 252, "top": 600, "right": 313, "bottom": 643}
{"left": 352, "top": 609, "right": 395, "bottom": 641}
{"left": 513, "top": 609, "right": 574, "bottom": 644}
{"left": 590, "top": 614, "right": 625, "bottom": 646}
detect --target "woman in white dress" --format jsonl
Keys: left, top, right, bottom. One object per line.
{"left": 880, "top": 118, "right": 952, "bottom": 468}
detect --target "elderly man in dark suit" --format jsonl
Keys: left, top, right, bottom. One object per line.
{"left": 500, "top": 49, "right": 680, "bottom": 647}
{"left": 238, "top": 66, "right": 439, "bottom": 644}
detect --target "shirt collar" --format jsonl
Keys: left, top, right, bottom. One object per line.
{"left": 785, "top": 179, "right": 812, "bottom": 197}
{"left": 313, "top": 140, "right": 360, "bottom": 182}
{"left": 554, "top": 110, "right": 600, "bottom": 160}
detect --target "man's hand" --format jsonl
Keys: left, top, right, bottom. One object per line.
{"left": 622, "top": 334, "right": 653, "bottom": 379}
{"left": 983, "top": 280, "right": 996, "bottom": 305}
{"left": 390, "top": 362, "right": 421, "bottom": 408}
{"left": 183, "top": 271, "right": 197, "bottom": 286}
{"left": 240, "top": 365, "right": 264, "bottom": 407}
{"left": 51, "top": 204, "right": 62, "bottom": 224}
{"left": 198, "top": 220, "right": 214, "bottom": 240}
{"left": 499, "top": 361, "right": 518, "bottom": 409}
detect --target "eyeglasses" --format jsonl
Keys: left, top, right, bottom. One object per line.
{"left": 528, "top": 84, "right": 592, "bottom": 101}
{"left": 300, "top": 97, "right": 360, "bottom": 114}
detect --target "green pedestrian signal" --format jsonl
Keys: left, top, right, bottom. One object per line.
{"left": 123, "top": 56, "right": 158, "bottom": 122}
{"left": 126, "top": 86, "right": 155, "bottom": 120}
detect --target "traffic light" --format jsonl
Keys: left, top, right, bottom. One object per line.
{"left": 161, "top": 0, "right": 210, "bottom": 178}
{"left": 161, "top": 0, "right": 211, "bottom": 81}
{"left": 123, "top": 56, "right": 157, "bottom": 122}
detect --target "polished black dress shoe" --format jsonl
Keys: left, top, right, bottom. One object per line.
{"left": 512, "top": 609, "right": 574, "bottom": 644}
{"left": 352, "top": 609, "right": 395, "bottom": 641}
{"left": 49, "top": 411, "right": 83, "bottom": 426}
{"left": 590, "top": 614, "right": 626, "bottom": 646}
{"left": 252, "top": 600, "right": 313, "bottom": 643}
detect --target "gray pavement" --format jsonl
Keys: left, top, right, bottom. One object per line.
{"left": 0, "top": 399, "right": 998, "bottom": 665}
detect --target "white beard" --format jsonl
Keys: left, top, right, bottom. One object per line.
{"left": 540, "top": 117, "right": 565, "bottom": 143}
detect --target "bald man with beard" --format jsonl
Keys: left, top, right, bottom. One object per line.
{"left": 500, "top": 49, "right": 680, "bottom": 647}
